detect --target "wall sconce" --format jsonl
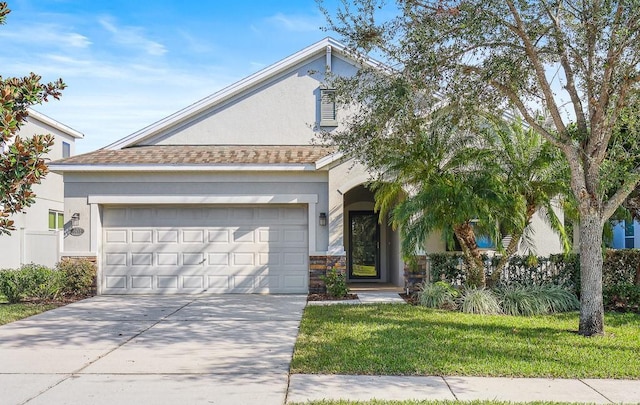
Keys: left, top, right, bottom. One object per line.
{"left": 71, "top": 213, "right": 80, "bottom": 227}
{"left": 319, "top": 212, "right": 327, "bottom": 226}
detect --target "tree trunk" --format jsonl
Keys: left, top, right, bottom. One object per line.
{"left": 490, "top": 203, "right": 536, "bottom": 287}
{"left": 454, "top": 222, "right": 486, "bottom": 288}
{"left": 578, "top": 212, "right": 605, "bottom": 336}
{"left": 489, "top": 228, "right": 523, "bottom": 287}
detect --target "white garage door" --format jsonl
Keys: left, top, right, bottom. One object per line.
{"left": 101, "top": 205, "right": 308, "bottom": 294}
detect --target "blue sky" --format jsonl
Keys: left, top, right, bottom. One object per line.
{"left": 0, "top": 0, "right": 344, "bottom": 153}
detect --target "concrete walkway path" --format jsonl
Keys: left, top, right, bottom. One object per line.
{"left": 0, "top": 294, "right": 307, "bottom": 405}
{"left": 287, "top": 374, "right": 640, "bottom": 404}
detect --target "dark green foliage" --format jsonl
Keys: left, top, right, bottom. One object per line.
{"left": 495, "top": 285, "right": 579, "bottom": 316}
{"left": 458, "top": 288, "right": 501, "bottom": 315}
{"left": 429, "top": 253, "right": 581, "bottom": 291}
{"left": 534, "top": 285, "right": 580, "bottom": 314}
{"left": 416, "top": 281, "right": 458, "bottom": 309}
{"left": 428, "top": 253, "right": 465, "bottom": 285}
{"left": 0, "top": 264, "right": 64, "bottom": 303}
{"left": 0, "top": 268, "right": 27, "bottom": 303}
{"left": 604, "top": 283, "right": 640, "bottom": 312}
{"left": 495, "top": 285, "right": 545, "bottom": 316}
{"left": 321, "top": 267, "right": 349, "bottom": 298}
{"left": 0, "top": 259, "right": 95, "bottom": 304}
{"left": 56, "top": 258, "right": 95, "bottom": 297}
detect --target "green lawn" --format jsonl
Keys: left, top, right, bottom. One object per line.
{"left": 0, "top": 302, "right": 58, "bottom": 325}
{"left": 291, "top": 304, "right": 640, "bottom": 378}
{"left": 353, "top": 265, "right": 377, "bottom": 277}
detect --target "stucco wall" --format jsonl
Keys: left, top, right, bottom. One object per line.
{"left": 0, "top": 118, "right": 77, "bottom": 268}
{"left": 142, "top": 55, "right": 359, "bottom": 146}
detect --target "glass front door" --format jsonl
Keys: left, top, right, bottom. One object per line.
{"left": 349, "top": 211, "right": 380, "bottom": 279}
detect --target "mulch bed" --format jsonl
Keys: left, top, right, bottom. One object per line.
{"left": 400, "top": 293, "right": 418, "bottom": 305}
{"left": 307, "top": 293, "right": 359, "bottom": 301}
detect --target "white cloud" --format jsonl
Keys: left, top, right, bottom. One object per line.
{"left": 0, "top": 24, "right": 91, "bottom": 48}
{"left": 266, "top": 12, "right": 322, "bottom": 32}
{"left": 98, "top": 16, "right": 167, "bottom": 56}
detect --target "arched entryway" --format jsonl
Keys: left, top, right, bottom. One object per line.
{"left": 342, "top": 185, "right": 402, "bottom": 285}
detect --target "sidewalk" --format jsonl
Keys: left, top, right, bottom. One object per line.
{"left": 295, "top": 290, "right": 640, "bottom": 404}
{"left": 287, "top": 374, "right": 640, "bottom": 404}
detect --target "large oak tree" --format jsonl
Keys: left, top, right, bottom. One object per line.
{"left": 321, "top": 0, "right": 640, "bottom": 335}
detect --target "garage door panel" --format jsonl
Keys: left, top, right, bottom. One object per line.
{"left": 131, "top": 276, "right": 153, "bottom": 290}
{"left": 157, "top": 276, "right": 178, "bottom": 289}
{"left": 105, "top": 252, "right": 127, "bottom": 266}
{"left": 157, "top": 253, "right": 179, "bottom": 266}
{"left": 208, "top": 229, "right": 230, "bottom": 243}
{"left": 207, "top": 253, "right": 229, "bottom": 266}
{"left": 105, "top": 229, "right": 128, "bottom": 244}
{"left": 102, "top": 205, "right": 308, "bottom": 294}
{"left": 182, "top": 275, "right": 204, "bottom": 289}
{"left": 232, "top": 252, "right": 255, "bottom": 266}
{"left": 131, "top": 230, "right": 153, "bottom": 243}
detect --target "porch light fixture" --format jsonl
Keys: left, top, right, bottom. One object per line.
{"left": 319, "top": 212, "right": 327, "bottom": 226}
{"left": 71, "top": 213, "right": 80, "bottom": 227}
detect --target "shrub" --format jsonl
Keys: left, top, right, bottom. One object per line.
{"left": 495, "top": 285, "right": 546, "bottom": 316}
{"left": 532, "top": 285, "right": 580, "bottom": 313}
{"left": 57, "top": 258, "right": 96, "bottom": 297}
{"left": 321, "top": 267, "right": 349, "bottom": 298}
{"left": 458, "top": 287, "right": 501, "bottom": 315}
{"left": 428, "top": 253, "right": 466, "bottom": 285}
{"left": 20, "top": 263, "right": 64, "bottom": 301}
{"left": 416, "top": 281, "right": 458, "bottom": 309}
{"left": 0, "top": 264, "right": 64, "bottom": 303}
{"left": 604, "top": 282, "right": 640, "bottom": 312}
{"left": 0, "top": 268, "right": 28, "bottom": 303}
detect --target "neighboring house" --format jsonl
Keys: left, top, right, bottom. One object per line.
{"left": 0, "top": 110, "right": 84, "bottom": 269}
{"left": 610, "top": 219, "right": 640, "bottom": 249}
{"left": 50, "top": 37, "right": 562, "bottom": 295}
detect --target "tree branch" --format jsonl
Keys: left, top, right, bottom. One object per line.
{"left": 541, "top": 0, "right": 588, "bottom": 134}
{"left": 505, "top": 0, "right": 567, "bottom": 136}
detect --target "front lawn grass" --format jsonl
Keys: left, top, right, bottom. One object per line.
{"left": 0, "top": 303, "right": 58, "bottom": 325}
{"left": 291, "top": 304, "right": 640, "bottom": 378}
{"left": 0, "top": 295, "right": 58, "bottom": 326}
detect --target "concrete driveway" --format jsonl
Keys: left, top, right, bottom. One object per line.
{"left": 0, "top": 294, "right": 307, "bottom": 405}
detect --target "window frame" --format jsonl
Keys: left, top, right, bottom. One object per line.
{"left": 62, "top": 141, "right": 71, "bottom": 158}
{"left": 319, "top": 88, "right": 338, "bottom": 127}
{"left": 48, "top": 210, "right": 64, "bottom": 230}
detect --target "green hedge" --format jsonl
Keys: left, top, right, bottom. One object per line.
{"left": 0, "top": 258, "right": 96, "bottom": 304}
{"left": 428, "top": 249, "right": 640, "bottom": 312}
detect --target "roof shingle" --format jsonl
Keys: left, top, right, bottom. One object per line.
{"left": 55, "top": 145, "right": 335, "bottom": 165}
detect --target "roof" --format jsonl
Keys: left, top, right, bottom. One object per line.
{"left": 53, "top": 145, "right": 335, "bottom": 166}
{"left": 104, "top": 37, "right": 382, "bottom": 150}
{"left": 27, "top": 109, "right": 84, "bottom": 139}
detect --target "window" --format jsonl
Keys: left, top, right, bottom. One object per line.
{"left": 62, "top": 141, "right": 71, "bottom": 158}
{"left": 625, "top": 220, "right": 635, "bottom": 249}
{"left": 319, "top": 88, "right": 338, "bottom": 127}
{"left": 446, "top": 221, "right": 497, "bottom": 251}
{"left": 48, "top": 210, "right": 64, "bottom": 230}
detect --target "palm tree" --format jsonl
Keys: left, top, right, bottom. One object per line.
{"left": 372, "top": 107, "right": 526, "bottom": 288}
{"left": 484, "top": 118, "right": 571, "bottom": 285}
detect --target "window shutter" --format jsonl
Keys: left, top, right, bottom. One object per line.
{"left": 320, "top": 89, "right": 338, "bottom": 127}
